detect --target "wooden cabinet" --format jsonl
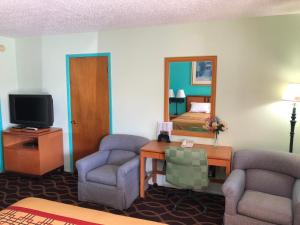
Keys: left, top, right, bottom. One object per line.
{"left": 3, "top": 128, "right": 64, "bottom": 175}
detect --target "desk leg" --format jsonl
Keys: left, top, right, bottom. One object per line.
{"left": 140, "top": 154, "right": 145, "bottom": 198}
{"left": 152, "top": 159, "right": 157, "bottom": 186}
{"left": 225, "top": 161, "right": 231, "bottom": 177}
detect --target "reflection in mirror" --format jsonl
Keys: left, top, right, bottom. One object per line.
{"left": 164, "top": 56, "right": 217, "bottom": 138}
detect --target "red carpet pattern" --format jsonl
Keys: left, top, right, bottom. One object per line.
{"left": 0, "top": 170, "right": 224, "bottom": 225}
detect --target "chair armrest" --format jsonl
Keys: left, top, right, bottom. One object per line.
{"left": 293, "top": 179, "right": 300, "bottom": 225}
{"left": 222, "top": 169, "right": 246, "bottom": 215}
{"left": 117, "top": 156, "right": 139, "bottom": 188}
{"left": 76, "top": 151, "right": 110, "bottom": 182}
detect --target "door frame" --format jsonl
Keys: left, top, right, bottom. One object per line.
{"left": 65, "top": 53, "right": 112, "bottom": 172}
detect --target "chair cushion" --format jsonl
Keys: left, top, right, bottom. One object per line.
{"left": 238, "top": 190, "right": 292, "bottom": 225}
{"left": 107, "top": 150, "right": 136, "bottom": 165}
{"left": 86, "top": 165, "right": 118, "bottom": 186}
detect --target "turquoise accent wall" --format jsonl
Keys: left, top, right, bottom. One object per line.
{"left": 0, "top": 102, "right": 3, "bottom": 172}
{"left": 66, "top": 53, "right": 112, "bottom": 173}
{"left": 169, "top": 62, "right": 211, "bottom": 115}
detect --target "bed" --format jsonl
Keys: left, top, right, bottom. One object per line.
{"left": 0, "top": 197, "right": 165, "bottom": 225}
{"left": 171, "top": 96, "right": 211, "bottom": 132}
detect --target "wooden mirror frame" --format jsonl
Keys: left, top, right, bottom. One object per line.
{"left": 164, "top": 56, "right": 217, "bottom": 138}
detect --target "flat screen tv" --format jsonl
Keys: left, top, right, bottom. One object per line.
{"left": 9, "top": 94, "right": 54, "bottom": 128}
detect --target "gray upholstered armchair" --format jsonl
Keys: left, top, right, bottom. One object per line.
{"left": 222, "top": 150, "right": 300, "bottom": 225}
{"left": 76, "top": 134, "right": 149, "bottom": 210}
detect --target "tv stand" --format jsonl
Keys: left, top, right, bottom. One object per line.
{"left": 11, "top": 127, "right": 50, "bottom": 134}
{"left": 2, "top": 128, "right": 63, "bottom": 175}
{"left": 22, "top": 140, "right": 38, "bottom": 148}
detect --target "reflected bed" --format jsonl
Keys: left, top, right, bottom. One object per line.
{"left": 172, "top": 112, "right": 209, "bottom": 132}
{"left": 171, "top": 96, "right": 211, "bottom": 132}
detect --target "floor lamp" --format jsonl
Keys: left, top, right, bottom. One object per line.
{"left": 282, "top": 83, "right": 300, "bottom": 153}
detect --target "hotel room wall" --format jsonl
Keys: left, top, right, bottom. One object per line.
{"left": 0, "top": 36, "right": 18, "bottom": 172}
{"left": 40, "top": 33, "right": 99, "bottom": 171}
{"left": 15, "top": 38, "right": 42, "bottom": 92}
{"left": 98, "top": 14, "right": 300, "bottom": 155}
{"left": 0, "top": 37, "right": 18, "bottom": 129}
{"left": 14, "top": 33, "right": 99, "bottom": 172}
{"left": 169, "top": 62, "right": 211, "bottom": 115}
{"left": 10, "top": 14, "right": 300, "bottom": 173}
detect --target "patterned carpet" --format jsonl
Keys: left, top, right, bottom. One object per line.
{"left": 0, "top": 170, "right": 225, "bottom": 225}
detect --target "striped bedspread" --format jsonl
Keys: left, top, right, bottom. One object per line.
{"left": 0, "top": 198, "right": 165, "bottom": 225}
{"left": 0, "top": 206, "right": 100, "bottom": 225}
{"left": 172, "top": 112, "right": 210, "bottom": 132}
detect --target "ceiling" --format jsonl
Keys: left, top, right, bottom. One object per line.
{"left": 0, "top": 0, "right": 300, "bottom": 37}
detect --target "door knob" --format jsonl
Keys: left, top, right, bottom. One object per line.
{"left": 71, "top": 120, "right": 77, "bottom": 125}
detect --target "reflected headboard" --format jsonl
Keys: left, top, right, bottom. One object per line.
{"left": 186, "top": 96, "right": 211, "bottom": 112}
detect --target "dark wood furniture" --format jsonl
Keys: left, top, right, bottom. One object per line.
{"left": 169, "top": 97, "right": 185, "bottom": 115}
{"left": 140, "top": 140, "right": 232, "bottom": 198}
{"left": 3, "top": 128, "right": 64, "bottom": 175}
{"left": 169, "top": 115, "right": 179, "bottom": 120}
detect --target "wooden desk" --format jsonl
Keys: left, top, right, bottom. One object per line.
{"left": 139, "top": 141, "right": 232, "bottom": 198}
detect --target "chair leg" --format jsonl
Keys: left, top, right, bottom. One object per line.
{"left": 189, "top": 190, "right": 207, "bottom": 213}
{"left": 172, "top": 190, "right": 207, "bottom": 213}
{"left": 172, "top": 194, "right": 189, "bottom": 211}
{"left": 165, "top": 189, "right": 173, "bottom": 199}
{"left": 194, "top": 197, "right": 207, "bottom": 214}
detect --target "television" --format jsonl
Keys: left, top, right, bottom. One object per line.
{"left": 9, "top": 94, "right": 54, "bottom": 128}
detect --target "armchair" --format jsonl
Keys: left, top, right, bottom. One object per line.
{"left": 222, "top": 150, "right": 300, "bottom": 225}
{"left": 76, "top": 134, "right": 149, "bottom": 210}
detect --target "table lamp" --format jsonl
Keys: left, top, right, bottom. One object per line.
{"left": 157, "top": 122, "right": 173, "bottom": 143}
{"left": 169, "top": 89, "right": 175, "bottom": 98}
{"left": 176, "top": 89, "right": 186, "bottom": 98}
{"left": 282, "top": 83, "right": 300, "bottom": 153}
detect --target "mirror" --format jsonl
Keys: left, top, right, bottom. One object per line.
{"left": 164, "top": 56, "right": 217, "bottom": 138}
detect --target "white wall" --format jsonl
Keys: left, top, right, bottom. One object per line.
{"left": 15, "top": 37, "right": 42, "bottom": 91}
{"left": 41, "top": 33, "right": 98, "bottom": 171}
{"left": 10, "top": 14, "right": 300, "bottom": 173}
{"left": 0, "top": 36, "right": 18, "bottom": 129}
{"left": 98, "top": 14, "right": 300, "bottom": 153}
{"left": 13, "top": 33, "right": 99, "bottom": 171}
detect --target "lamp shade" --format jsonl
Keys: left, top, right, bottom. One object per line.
{"left": 282, "top": 83, "right": 300, "bottom": 102}
{"left": 169, "top": 89, "right": 175, "bottom": 98}
{"left": 176, "top": 89, "right": 186, "bottom": 98}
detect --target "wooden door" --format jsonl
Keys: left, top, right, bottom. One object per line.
{"left": 70, "top": 56, "right": 110, "bottom": 164}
